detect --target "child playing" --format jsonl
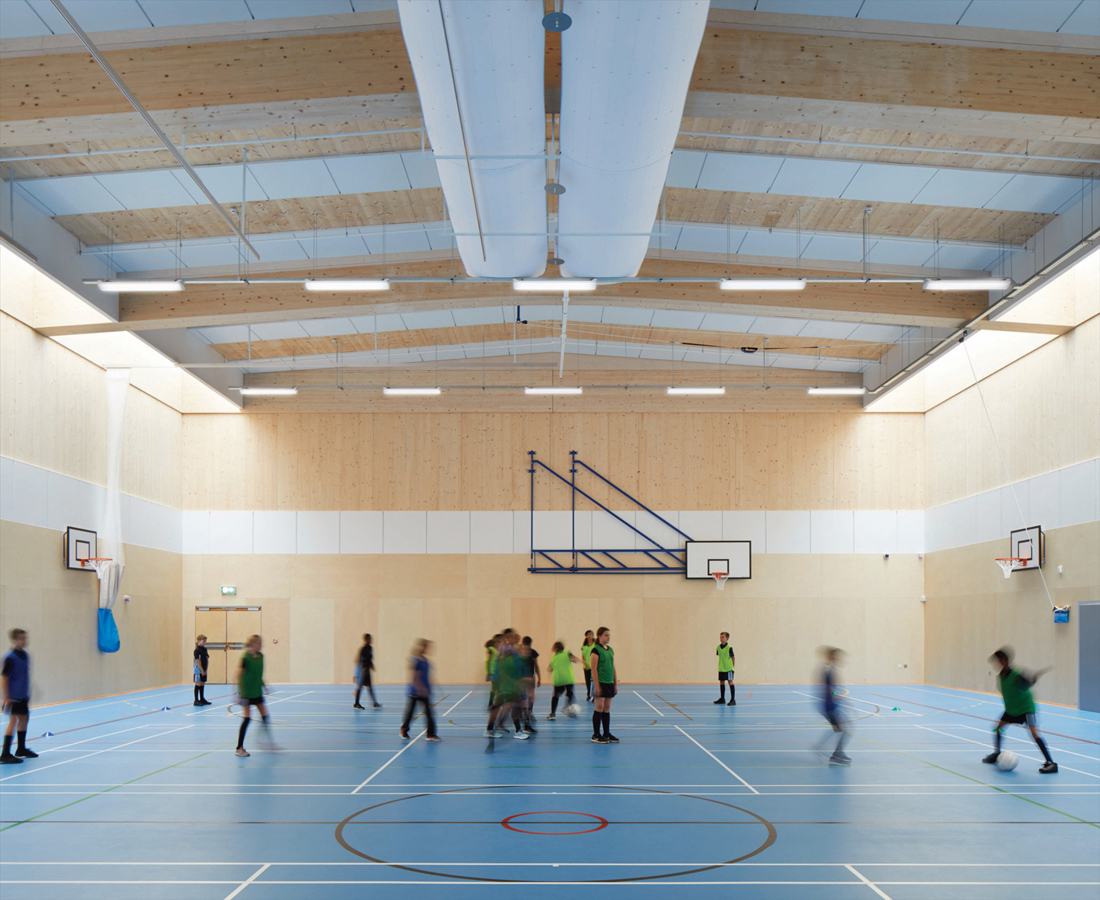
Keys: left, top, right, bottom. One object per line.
{"left": 983, "top": 647, "right": 1058, "bottom": 774}
{"left": 485, "top": 635, "right": 501, "bottom": 710}
{"left": 486, "top": 631, "right": 526, "bottom": 739}
{"left": 546, "top": 642, "right": 579, "bottom": 720}
{"left": 581, "top": 630, "right": 595, "bottom": 701}
{"left": 714, "top": 632, "right": 736, "bottom": 706}
{"left": 193, "top": 635, "right": 210, "bottom": 706}
{"left": 354, "top": 634, "right": 381, "bottom": 710}
{"left": 590, "top": 627, "right": 618, "bottom": 744}
{"left": 813, "top": 646, "right": 850, "bottom": 766}
{"left": 518, "top": 636, "right": 541, "bottom": 734}
{"left": 2, "top": 629, "right": 37, "bottom": 764}
{"left": 235, "top": 634, "right": 274, "bottom": 757}
{"left": 400, "top": 639, "right": 439, "bottom": 741}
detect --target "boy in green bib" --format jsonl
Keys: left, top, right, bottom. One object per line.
{"left": 546, "top": 642, "right": 580, "bottom": 720}
{"left": 983, "top": 647, "right": 1057, "bottom": 774}
{"left": 714, "top": 632, "right": 736, "bottom": 706}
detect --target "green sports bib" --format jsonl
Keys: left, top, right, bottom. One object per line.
{"left": 717, "top": 643, "right": 734, "bottom": 673}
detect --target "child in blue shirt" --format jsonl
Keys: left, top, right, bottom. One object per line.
{"left": 2, "top": 629, "right": 37, "bottom": 764}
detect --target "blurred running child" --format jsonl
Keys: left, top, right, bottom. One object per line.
{"left": 1, "top": 629, "right": 36, "bottom": 764}
{"left": 485, "top": 634, "right": 501, "bottom": 709}
{"left": 518, "top": 636, "right": 541, "bottom": 734}
{"left": 193, "top": 634, "right": 210, "bottom": 706}
{"left": 983, "top": 647, "right": 1058, "bottom": 774}
{"left": 813, "top": 646, "right": 849, "bottom": 766}
{"left": 714, "top": 632, "right": 736, "bottom": 705}
{"left": 354, "top": 634, "right": 381, "bottom": 710}
{"left": 547, "top": 642, "right": 579, "bottom": 720}
{"left": 590, "top": 627, "right": 619, "bottom": 744}
{"left": 235, "top": 634, "right": 274, "bottom": 757}
{"left": 486, "top": 631, "right": 527, "bottom": 739}
{"left": 400, "top": 639, "right": 439, "bottom": 742}
{"left": 581, "top": 630, "right": 595, "bottom": 701}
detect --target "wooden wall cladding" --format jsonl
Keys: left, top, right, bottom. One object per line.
{"left": 1, "top": 312, "right": 182, "bottom": 508}
{"left": 925, "top": 317, "right": 1100, "bottom": 509}
{"left": 182, "top": 411, "right": 925, "bottom": 511}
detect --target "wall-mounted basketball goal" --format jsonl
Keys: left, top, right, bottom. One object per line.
{"left": 527, "top": 450, "right": 751, "bottom": 584}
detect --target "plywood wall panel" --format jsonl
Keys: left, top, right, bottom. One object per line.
{"left": 183, "top": 410, "right": 925, "bottom": 511}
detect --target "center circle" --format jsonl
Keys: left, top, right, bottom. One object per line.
{"left": 501, "top": 810, "right": 608, "bottom": 836}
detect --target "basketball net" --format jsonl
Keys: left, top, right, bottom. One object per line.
{"left": 712, "top": 572, "right": 730, "bottom": 591}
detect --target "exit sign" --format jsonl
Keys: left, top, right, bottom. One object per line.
{"left": 221, "top": 586, "right": 236, "bottom": 595}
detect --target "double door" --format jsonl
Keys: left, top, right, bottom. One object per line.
{"left": 194, "top": 607, "right": 262, "bottom": 684}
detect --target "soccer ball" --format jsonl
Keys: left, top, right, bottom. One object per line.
{"left": 565, "top": 703, "right": 580, "bottom": 718}
{"left": 997, "top": 751, "right": 1018, "bottom": 771}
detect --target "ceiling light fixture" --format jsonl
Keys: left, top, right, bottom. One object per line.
{"left": 667, "top": 387, "right": 726, "bottom": 395}
{"left": 807, "top": 387, "right": 866, "bottom": 395}
{"left": 922, "top": 278, "right": 1012, "bottom": 291}
{"left": 720, "top": 278, "right": 806, "bottom": 291}
{"left": 237, "top": 387, "right": 298, "bottom": 396}
{"left": 525, "top": 386, "right": 583, "bottom": 395}
{"left": 97, "top": 280, "right": 183, "bottom": 293}
{"left": 382, "top": 387, "right": 442, "bottom": 396}
{"left": 513, "top": 278, "right": 598, "bottom": 292}
{"left": 304, "top": 279, "right": 389, "bottom": 291}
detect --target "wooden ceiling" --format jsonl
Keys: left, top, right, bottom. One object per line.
{"left": 2, "top": 3, "right": 1096, "bottom": 411}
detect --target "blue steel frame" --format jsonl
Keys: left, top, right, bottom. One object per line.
{"left": 528, "top": 450, "right": 694, "bottom": 574}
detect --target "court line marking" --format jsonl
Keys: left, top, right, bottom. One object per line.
{"left": 0, "top": 726, "right": 191, "bottom": 781}
{"left": 350, "top": 691, "right": 471, "bottom": 794}
{"left": 956, "top": 724, "right": 1100, "bottom": 763}
{"left": 845, "top": 864, "right": 893, "bottom": 900}
{"left": 25, "top": 724, "right": 149, "bottom": 758}
{"left": 222, "top": 863, "right": 269, "bottom": 900}
{"left": 915, "top": 724, "right": 1100, "bottom": 780}
{"left": 653, "top": 694, "right": 692, "bottom": 719}
{"left": 4, "top": 861, "right": 1098, "bottom": 868}
{"left": 5, "top": 879, "right": 1096, "bottom": 887}
{"left": 2, "top": 789, "right": 1097, "bottom": 797}
{"left": 633, "top": 691, "right": 664, "bottom": 717}
{"left": 902, "top": 684, "right": 1100, "bottom": 723}
{"left": 673, "top": 726, "right": 758, "bottom": 794}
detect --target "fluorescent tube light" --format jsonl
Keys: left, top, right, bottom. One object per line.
{"left": 513, "top": 278, "right": 598, "bottom": 291}
{"left": 922, "top": 278, "right": 1011, "bottom": 291}
{"left": 237, "top": 387, "right": 298, "bottom": 396}
{"left": 382, "top": 387, "right": 442, "bottom": 396}
{"left": 720, "top": 278, "right": 805, "bottom": 291}
{"left": 807, "top": 387, "right": 866, "bottom": 395}
{"left": 97, "top": 280, "right": 183, "bottom": 292}
{"left": 667, "top": 387, "right": 726, "bottom": 395}
{"left": 525, "top": 386, "right": 583, "bottom": 395}
{"left": 304, "top": 279, "right": 389, "bottom": 291}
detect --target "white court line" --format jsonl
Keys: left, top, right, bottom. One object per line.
{"left": 6, "top": 880, "right": 1096, "bottom": 887}
{"left": 915, "top": 724, "right": 1100, "bottom": 779}
{"left": 28, "top": 724, "right": 150, "bottom": 757}
{"left": 633, "top": 691, "right": 664, "bottom": 717}
{"left": 0, "top": 726, "right": 191, "bottom": 781}
{"left": 222, "top": 863, "right": 270, "bottom": 900}
{"left": 350, "top": 691, "right": 471, "bottom": 794}
{"left": 956, "top": 724, "right": 1100, "bottom": 763}
{"left": 4, "top": 861, "right": 1098, "bottom": 868}
{"left": 845, "top": 864, "right": 893, "bottom": 900}
{"left": 28, "top": 685, "right": 201, "bottom": 721}
{"left": 4, "top": 789, "right": 1097, "bottom": 797}
{"left": 673, "top": 726, "right": 759, "bottom": 794}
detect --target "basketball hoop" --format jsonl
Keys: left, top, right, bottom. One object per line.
{"left": 79, "top": 557, "right": 113, "bottom": 580}
{"left": 994, "top": 557, "right": 1025, "bottom": 579}
{"left": 712, "top": 571, "right": 730, "bottom": 591}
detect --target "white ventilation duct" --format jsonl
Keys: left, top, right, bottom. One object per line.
{"left": 398, "top": 0, "right": 547, "bottom": 277}
{"left": 557, "top": 1, "right": 709, "bottom": 278}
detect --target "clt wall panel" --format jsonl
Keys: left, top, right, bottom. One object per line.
{"left": 183, "top": 411, "right": 925, "bottom": 512}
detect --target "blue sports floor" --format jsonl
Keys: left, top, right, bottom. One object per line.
{"left": 0, "top": 683, "right": 1097, "bottom": 899}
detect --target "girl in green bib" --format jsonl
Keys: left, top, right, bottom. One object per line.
{"left": 580, "top": 630, "right": 595, "bottom": 701}
{"left": 714, "top": 632, "right": 736, "bottom": 706}
{"left": 235, "top": 634, "right": 274, "bottom": 757}
{"left": 590, "top": 627, "right": 618, "bottom": 743}
{"left": 546, "top": 642, "right": 580, "bottom": 720}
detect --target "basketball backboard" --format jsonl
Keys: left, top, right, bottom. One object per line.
{"left": 685, "top": 540, "right": 751, "bottom": 580}
{"left": 64, "top": 526, "right": 97, "bottom": 571}
{"left": 1010, "top": 526, "right": 1044, "bottom": 571}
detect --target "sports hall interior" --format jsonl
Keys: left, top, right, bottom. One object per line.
{"left": 0, "top": 1, "right": 1097, "bottom": 897}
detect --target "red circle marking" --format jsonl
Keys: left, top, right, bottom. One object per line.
{"left": 501, "top": 811, "right": 609, "bottom": 836}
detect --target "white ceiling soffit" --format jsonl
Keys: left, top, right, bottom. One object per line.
{"left": 557, "top": 0, "right": 709, "bottom": 278}
{"left": 397, "top": 0, "right": 547, "bottom": 278}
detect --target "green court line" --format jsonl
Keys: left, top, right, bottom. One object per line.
{"left": 853, "top": 733, "right": 1100, "bottom": 829}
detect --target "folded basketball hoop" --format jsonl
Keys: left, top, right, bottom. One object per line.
{"left": 712, "top": 571, "right": 730, "bottom": 590}
{"left": 994, "top": 557, "right": 1025, "bottom": 579}
{"left": 79, "top": 557, "right": 114, "bottom": 580}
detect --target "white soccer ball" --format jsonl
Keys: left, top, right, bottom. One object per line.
{"left": 565, "top": 704, "right": 580, "bottom": 718}
{"left": 997, "top": 750, "right": 1018, "bottom": 771}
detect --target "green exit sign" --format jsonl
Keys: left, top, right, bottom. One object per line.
{"left": 220, "top": 586, "right": 236, "bottom": 595}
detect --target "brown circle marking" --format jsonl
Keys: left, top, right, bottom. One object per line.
{"left": 335, "top": 784, "right": 777, "bottom": 883}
